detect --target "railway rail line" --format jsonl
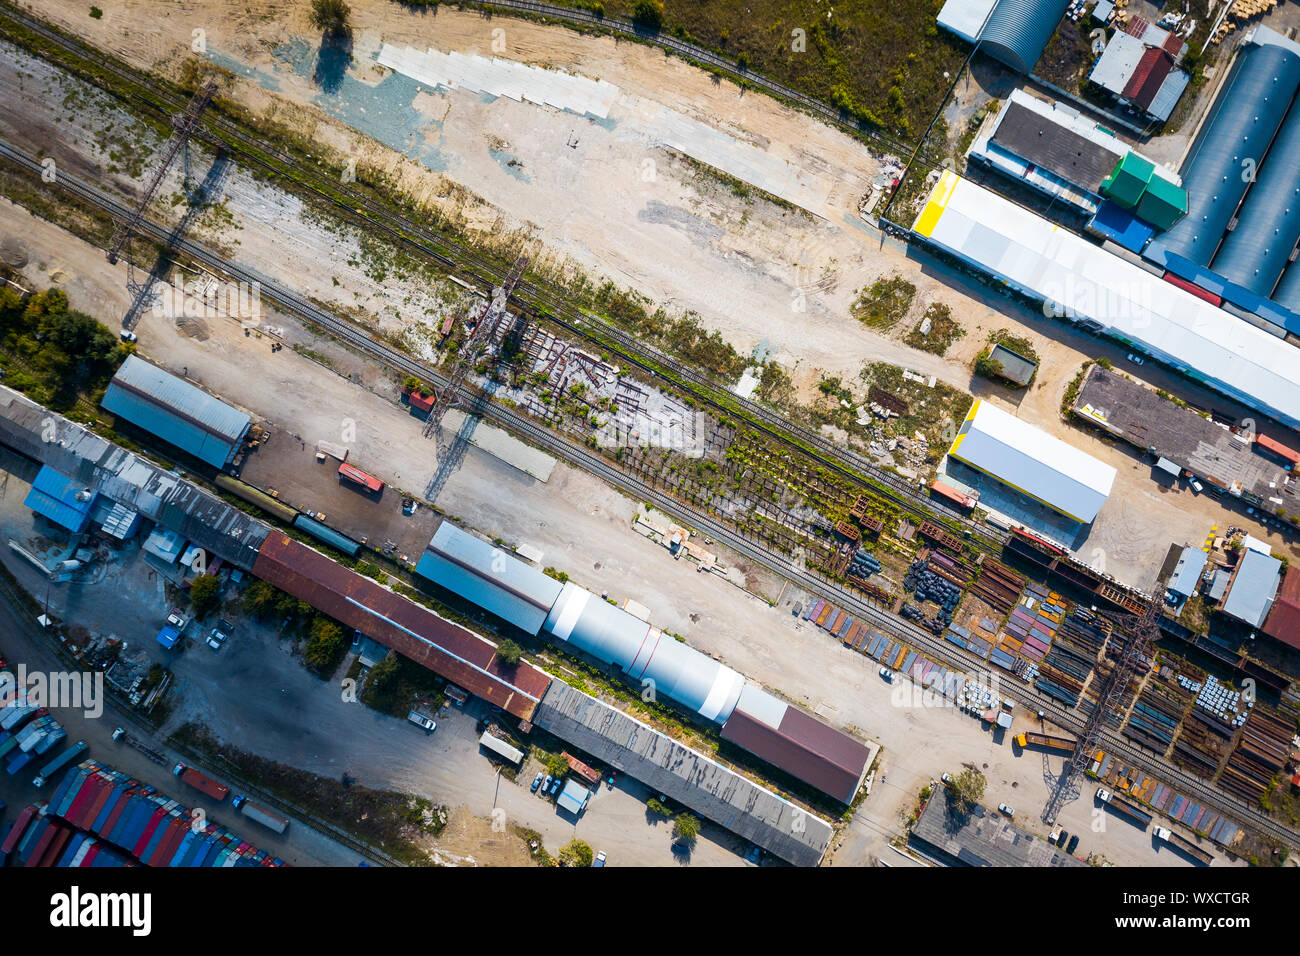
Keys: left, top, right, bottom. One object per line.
{"left": 0, "top": 1, "right": 1005, "bottom": 558}
{"left": 4, "top": 137, "right": 1293, "bottom": 852}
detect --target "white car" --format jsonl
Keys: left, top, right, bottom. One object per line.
{"left": 941, "top": 772, "right": 953, "bottom": 785}
{"left": 1126, "top": 353, "right": 1144, "bottom": 365}
{"left": 593, "top": 850, "right": 606, "bottom": 867}
{"left": 119, "top": 329, "right": 138, "bottom": 343}
{"left": 879, "top": 667, "right": 893, "bottom": 682}
{"left": 206, "top": 626, "right": 228, "bottom": 651}
{"left": 998, "top": 803, "right": 1015, "bottom": 817}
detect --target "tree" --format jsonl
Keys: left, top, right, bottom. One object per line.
{"left": 361, "top": 650, "right": 401, "bottom": 707}
{"left": 543, "top": 752, "right": 569, "bottom": 780}
{"left": 496, "top": 639, "right": 523, "bottom": 666}
{"left": 303, "top": 616, "right": 345, "bottom": 672}
{"left": 242, "top": 580, "right": 281, "bottom": 620}
{"left": 974, "top": 349, "right": 1004, "bottom": 381}
{"left": 557, "top": 839, "right": 594, "bottom": 867}
{"left": 632, "top": 0, "right": 663, "bottom": 32}
{"left": 945, "top": 768, "right": 986, "bottom": 816}
{"left": 672, "top": 812, "right": 701, "bottom": 844}
{"left": 309, "top": 0, "right": 351, "bottom": 36}
{"left": 188, "top": 574, "right": 222, "bottom": 619}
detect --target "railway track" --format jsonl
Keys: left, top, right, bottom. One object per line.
{"left": 6, "top": 139, "right": 1294, "bottom": 852}
{"left": 0, "top": 1, "right": 1006, "bottom": 557}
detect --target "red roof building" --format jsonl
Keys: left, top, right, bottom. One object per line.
{"left": 1263, "top": 567, "right": 1300, "bottom": 650}
{"left": 253, "top": 534, "right": 551, "bottom": 719}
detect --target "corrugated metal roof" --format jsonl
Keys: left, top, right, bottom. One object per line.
{"left": 1211, "top": 98, "right": 1300, "bottom": 297}
{"left": 1091, "top": 31, "right": 1148, "bottom": 93}
{"left": 544, "top": 582, "right": 745, "bottom": 722}
{"left": 721, "top": 703, "right": 874, "bottom": 804}
{"left": 1263, "top": 568, "right": 1300, "bottom": 647}
{"left": 948, "top": 400, "right": 1116, "bottom": 523}
{"left": 532, "top": 682, "right": 833, "bottom": 866}
{"left": 987, "top": 344, "right": 1038, "bottom": 385}
{"left": 979, "top": 0, "right": 1070, "bottom": 73}
{"left": 1169, "top": 547, "right": 1208, "bottom": 598}
{"left": 556, "top": 778, "right": 589, "bottom": 814}
{"left": 937, "top": 0, "right": 998, "bottom": 43}
{"left": 253, "top": 533, "right": 551, "bottom": 720}
{"left": 102, "top": 356, "right": 250, "bottom": 468}
{"left": 913, "top": 172, "right": 1300, "bottom": 429}
{"left": 1158, "top": 33, "right": 1300, "bottom": 266}
{"left": 1145, "top": 66, "right": 1190, "bottom": 121}
{"left": 1222, "top": 550, "right": 1281, "bottom": 628}
{"left": 414, "top": 522, "right": 562, "bottom": 635}
{"left": 0, "top": 386, "right": 268, "bottom": 568}
{"left": 23, "top": 465, "right": 96, "bottom": 532}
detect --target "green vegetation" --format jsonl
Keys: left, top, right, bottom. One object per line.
{"left": 310, "top": 0, "right": 352, "bottom": 36}
{"left": 851, "top": 274, "right": 916, "bottom": 330}
{"left": 523, "top": 0, "right": 965, "bottom": 138}
{"left": 89, "top": 6, "right": 102, "bottom": 18}
{"left": 646, "top": 797, "right": 672, "bottom": 818}
{"left": 303, "top": 617, "right": 346, "bottom": 674}
{"left": 755, "top": 360, "right": 795, "bottom": 409}
{"left": 672, "top": 812, "right": 701, "bottom": 844}
{"left": 0, "top": 287, "right": 130, "bottom": 411}
{"left": 187, "top": 574, "right": 222, "bottom": 619}
{"left": 945, "top": 768, "right": 985, "bottom": 816}
{"left": 496, "top": 638, "right": 524, "bottom": 665}
{"left": 558, "top": 838, "right": 595, "bottom": 867}
{"left": 903, "top": 302, "right": 964, "bottom": 356}
{"left": 543, "top": 567, "right": 570, "bottom": 583}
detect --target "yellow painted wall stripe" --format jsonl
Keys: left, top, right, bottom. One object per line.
{"left": 913, "top": 169, "right": 959, "bottom": 237}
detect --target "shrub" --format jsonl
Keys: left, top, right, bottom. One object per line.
{"left": 496, "top": 639, "right": 523, "bottom": 665}
{"left": 558, "top": 839, "right": 594, "bottom": 867}
{"left": 188, "top": 574, "right": 222, "bottom": 619}
{"left": 632, "top": 0, "right": 664, "bottom": 32}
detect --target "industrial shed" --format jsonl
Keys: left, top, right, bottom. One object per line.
{"left": 938, "top": 0, "right": 1070, "bottom": 74}
{"left": 0, "top": 386, "right": 269, "bottom": 568}
{"left": 721, "top": 685, "right": 875, "bottom": 804}
{"left": 532, "top": 682, "right": 834, "bottom": 866}
{"left": 544, "top": 581, "right": 746, "bottom": 723}
{"left": 1220, "top": 549, "right": 1282, "bottom": 629}
{"left": 414, "top": 522, "right": 562, "bottom": 635}
{"left": 102, "top": 355, "right": 251, "bottom": 469}
{"left": 253, "top": 534, "right": 552, "bottom": 720}
{"left": 912, "top": 171, "right": 1300, "bottom": 429}
{"left": 947, "top": 400, "right": 1115, "bottom": 524}
{"left": 1152, "top": 28, "right": 1300, "bottom": 271}
{"left": 1263, "top": 569, "right": 1300, "bottom": 648}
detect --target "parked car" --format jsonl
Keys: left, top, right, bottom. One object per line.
{"left": 530, "top": 772, "right": 543, "bottom": 793}
{"left": 119, "top": 329, "right": 137, "bottom": 343}
{"left": 1065, "top": 834, "right": 1080, "bottom": 855}
{"left": 1127, "top": 353, "right": 1144, "bottom": 366}
{"left": 540, "top": 774, "right": 552, "bottom": 795}
{"left": 165, "top": 608, "right": 187, "bottom": 629}
{"left": 548, "top": 777, "right": 562, "bottom": 797}
{"left": 879, "top": 667, "right": 893, "bottom": 682}
{"left": 593, "top": 850, "right": 606, "bottom": 867}
{"left": 941, "top": 772, "right": 953, "bottom": 785}
{"left": 1049, "top": 825, "right": 1062, "bottom": 845}
{"left": 1189, "top": 477, "right": 1204, "bottom": 494}
{"left": 998, "top": 803, "right": 1015, "bottom": 817}
{"left": 206, "top": 627, "right": 228, "bottom": 651}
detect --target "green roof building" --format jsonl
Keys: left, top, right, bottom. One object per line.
{"left": 1135, "top": 173, "right": 1189, "bottom": 230}
{"left": 1100, "top": 152, "right": 1154, "bottom": 208}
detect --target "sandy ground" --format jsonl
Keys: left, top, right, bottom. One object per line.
{"left": 0, "top": 199, "right": 1237, "bottom": 866}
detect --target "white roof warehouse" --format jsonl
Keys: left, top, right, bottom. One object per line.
{"left": 949, "top": 400, "right": 1117, "bottom": 524}
{"left": 912, "top": 171, "right": 1300, "bottom": 430}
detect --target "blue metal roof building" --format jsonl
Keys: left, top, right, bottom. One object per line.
{"left": 980, "top": 0, "right": 1070, "bottom": 74}
{"left": 102, "top": 355, "right": 251, "bottom": 469}
{"left": 1151, "top": 33, "right": 1300, "bottom": 268}
{"left": 415, "top": 522, "right": 563, "bottom": 634}
{"left": 23, "top": 465, "right": 97, "bottom": 532}
{"left": 1168, "top": 546, "right": 1208, "bottom": 599}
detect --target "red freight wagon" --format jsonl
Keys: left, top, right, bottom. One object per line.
{"left": 1256, "top": 433, "right": 1300, "bottom": 466}
{"left": 338, "top": 462, "right": 385, "bottom": 493}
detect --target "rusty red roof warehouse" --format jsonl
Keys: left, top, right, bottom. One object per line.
{"left": 720, "top": 699, "right": 874, "bottom": 804}
{"left": 253, "top": 534, "right": 551, "bottom": 720}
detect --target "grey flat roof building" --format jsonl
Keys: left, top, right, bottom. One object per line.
{"left": 533, "top": 682, "right": 834, "bottom": 866}
{"left": 910, "top": 790, "right": 1085, "bottom": 866}
{"left": 1222, "top": 550, "right": 1282, "bottom": 628}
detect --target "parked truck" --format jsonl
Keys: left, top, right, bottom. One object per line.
{"left": 172, "top": 763, "right": 230, "bottom": 802}
{"left": 33, "top": 740, "right": 88, "bottom": 788}
{"left": 1014, "top": 732, "right": 1077, "bottom": 753}
{"left": 231, "top": 794, "right": 289, "bottom": 835}
{"left": 1096, "top": 787, "right": 1152, "bottom": 828}
{"left": 1153, "top": 826, "right": 1214, "bottom": 866}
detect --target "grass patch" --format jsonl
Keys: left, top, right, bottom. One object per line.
{"left": 852, "top": 274, "right": 916, "bottom": 330}
{"left": 903, "top": 302, "right": 964, "bottom": 356}
{"left": 973, "top": 328, "right": 1039, "bottom": 387}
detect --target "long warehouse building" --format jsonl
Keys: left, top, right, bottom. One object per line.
{"left": 102, "top": 355, "right": 252, "bottom": 470}
{"left": 912, "top": 171, "right": 1300, "bottom": 429}
{"left": 948, "top": 399, "right": 1116, "bottom": 524}
{"left": 416, "top": 522, "right": 875, "bottom": 803}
